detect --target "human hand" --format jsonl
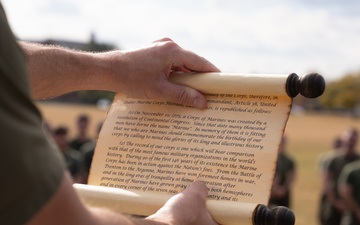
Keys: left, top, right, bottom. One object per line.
{"left": 334, "top": 199, "right": 347, "bottom": 212}
{"left": 355, "top": 210, "right": 360, "bottom": 223}
{"left": 103, "top": 38, "right": 220, "bottom": 109}
{"left": 146, "top": 181, "right": 218, "bottom": 225}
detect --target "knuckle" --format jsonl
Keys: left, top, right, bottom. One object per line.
{"left": 177, "top": 90, "right": 189, "bottom": 105}
{"left": 161, "top": 40, "right": 180, "bottom": 52}
{"left": 158, "top": 37, "right": 173, "bottom": 42}
{"left": 152, "top": 80, "right": 168, "bottom": 98}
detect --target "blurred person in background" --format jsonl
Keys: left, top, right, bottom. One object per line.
{"left": 322, "top": 128, "right": 360, "bottom": 225}
{"left": 319, "top": 136, "right": 343, "bottom": 175}
{"left": 80, "top": 121, "right": 103, "bottom": 183}
{"left": 69, "top": 114, "right": 92, "bottom": 151}
{"left": 52, "top": 126, "right": 84, "bottom": 183}
{"left": 338, "top": 160, "right": 360, "bottom": 225}
{"left": 42, "top": 120, "right": 53, "bottom": 136}
{"left": 318, "top": 136, "right": 343, "bottom": 225}
{"left": 0, "top": 1, "right": 220, "bottom": 224}
{"left": 269, "top": 135, "right": 296, "bottom": 208}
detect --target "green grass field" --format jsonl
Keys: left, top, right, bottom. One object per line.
{"left": 37, "top": 102, "right": 360, "bottom": 225}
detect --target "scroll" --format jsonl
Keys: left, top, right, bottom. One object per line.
{"left": 74, "top": 72, "right": 325, "bottom": 225}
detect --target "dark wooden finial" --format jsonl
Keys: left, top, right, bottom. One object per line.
{"left": 253, "top": 204, "right": 295, "bottom": 225}
{"left": 286, "top": 73, "right": 325, "bottom": 98}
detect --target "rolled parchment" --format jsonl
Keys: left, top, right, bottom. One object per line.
{"left": 74, "top": 184, "right": 295, "bottom": 225}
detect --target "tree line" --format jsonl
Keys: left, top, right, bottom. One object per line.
{"left": 293, "top": 70, "right": 360, "bottom": 114}
{"left": 320, "top": 71, "right": 360, "bottom": 110}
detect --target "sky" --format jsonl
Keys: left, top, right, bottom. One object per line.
{"left": 2, "top": 0, "right": 360, "bottom": 82}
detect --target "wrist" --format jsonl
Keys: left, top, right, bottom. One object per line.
{"left": 86, "top": 50, "right": 128, "bottom": 93}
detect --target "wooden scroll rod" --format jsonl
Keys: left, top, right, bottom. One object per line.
{"left": 286, "top": 73, "right": 325, "bottom": 98}
{"left": 254, "top": 204, "right": 295, "bottom": 225}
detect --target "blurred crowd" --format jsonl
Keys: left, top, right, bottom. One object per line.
{"left": 267, "top": 127, "right": 360, "bottom": 225}
{"left": 43, "top": 113, "right": 102, "bottom": 184}
{"left": 318, "top": 128, "right": 360, "bottom": 225}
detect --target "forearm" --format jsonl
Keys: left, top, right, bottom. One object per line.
{"left": 324, "top": 172, "right": 338, "bottom": 203}
{"left": 344, "top": 199, "right": 360, "bottom": 215}
{"left": 27, "top": 173, "right": 169, "bottom": 225}
{"left": 20, "top": 38, "right": 219, "bottom": 108}
{"left": 339, "top": 184, "right": 360, "bottom": 213}
{"left": 20, "top": 41, "right": 120, "bottom": 99}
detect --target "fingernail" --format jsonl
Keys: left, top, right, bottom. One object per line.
{"left": 193, "top": 98, "right": 206, "bottom": 109}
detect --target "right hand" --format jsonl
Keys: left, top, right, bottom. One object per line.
{"left": 146, "top": 181, "right": 219, "bottom": 225}
{"left": 102, "top": 38, "right": 220, "bottom": 109}
{"left": 355, "top": 210, "right": 360, "bottom": 223}
{"left": 333, "top": 199, "right": 347, "bottom": 212}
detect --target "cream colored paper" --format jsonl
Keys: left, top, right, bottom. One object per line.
{"left": 81, "top": 73, "right": 292, "bottom": 224}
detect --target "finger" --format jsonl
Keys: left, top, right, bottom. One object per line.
{"left": 184, "top": 181, "right": 220, "bottom": 225}
{"left": 183, "top": 180, "right": 209, "bottom": 199}
{"left": 171, "top": 66, "right": 192, "bottom": 73}
{"left": 152, "top": 37, "right": 173, "bottom": 43}
{"left": 158, "top": 80, "right": 207, "bottom": 109}
{"left": 175, "top": 49, "right": 221, "bottom": 73}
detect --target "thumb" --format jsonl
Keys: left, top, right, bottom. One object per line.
{"left": 182, "top": 180, "right": 209, "bottom": 199}
{"left": 162, "top": 81, "right": 207, "bottom": 109}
